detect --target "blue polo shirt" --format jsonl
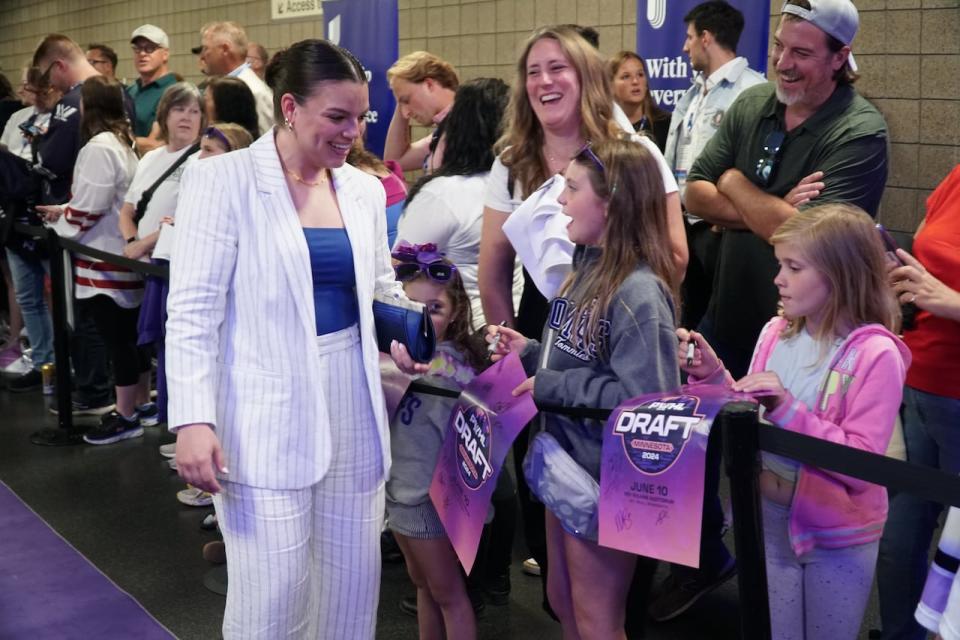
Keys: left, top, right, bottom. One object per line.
{"left": 127, "top": 72, "right": 177, "bottom": 137}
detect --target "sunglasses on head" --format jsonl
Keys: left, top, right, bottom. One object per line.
{"left": 755, "top": 130, "right": 786, "bottom": 187}
{"left": 391, "top": 242, "right": 457, "bottom": 283}
{"left": 575, "top": 142, "right": 605, "bottom": 176}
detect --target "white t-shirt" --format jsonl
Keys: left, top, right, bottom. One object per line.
{"left": 1, "top": 107, "right": 48, "bottom": 160}
{"left": 125, "top": 144, "right": 194, "bottom": 238}
{"left": 395, "top": 173, "right": 524, "bottom": 329}
{"left": 761, "top": 328, "right": 842, "bottom": 482}
{"left": 484, "top": 134, "right": 678, "bottom": 213}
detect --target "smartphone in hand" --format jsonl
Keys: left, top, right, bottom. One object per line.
{"left": 876, "top": 224, "right": 905, "bottom": 266}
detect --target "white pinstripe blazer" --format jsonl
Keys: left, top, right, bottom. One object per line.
{"left": 165, "top": 132, "right": 402, "bottom": 490}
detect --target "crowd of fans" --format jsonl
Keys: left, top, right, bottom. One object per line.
{"left": 1, "top": 1, "right": 959, "bottom": 639}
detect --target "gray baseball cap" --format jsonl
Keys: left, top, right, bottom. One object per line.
{"left": 781, "top": 0, "right": 859, "bottom": 71}
{"left": 131, "top": 24, "right": 170, "bottom": 49}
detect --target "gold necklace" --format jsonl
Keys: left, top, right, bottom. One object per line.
{"left": 284, "top": 166, "right": 328, "bottom": 187}
{"left": 544, "top": 141, "right": 584, "bottom": 165}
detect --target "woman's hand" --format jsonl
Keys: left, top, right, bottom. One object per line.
{"left": 36, "top": 204, "right": 64, "bottom": 223}
{"left": 732, "top": 372, "right": 787, "bottom": 411}
{"left": 485, "top": 324, "right": 528, "bottom": 362}
{"left": 890, "top": 248, "right": 960, "bottom": 322}
{"left": 513, "top": 376, "right": 535, "bottom": 397}
{"left": 175, "top": 424, "right": 227, "bottom": 494}
{"left": 677, "top": 328, "right": 722, "bottom": 379}
{"left": 389, "top": 340, "right": 430, "bottom": 375}
{"left": 160, "top": 216, "right": 175, "bottom": 226}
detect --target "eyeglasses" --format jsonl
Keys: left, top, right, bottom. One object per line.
{"left": 755, "top": 130, "right": 786, "bottom": 187}
{"left": 575, "top": 142, "right": 605, "bottom": 176}
{"left": 203, "top": 126, "right": 232, "bottom": 151}
{"left": 391, "top": 242, "right": 457, "bottom": 283}
{"left": 132, "top": 43, "right": 161, "bottom": 55}
{"left": 87, "top": 58, "right": 110, "bottom": 67}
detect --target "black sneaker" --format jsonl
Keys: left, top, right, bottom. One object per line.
{"left": 483, "top": 573, "right": 511, "bottom": 606}
{"left": 7, "top": 369, "right": 42, "bottom": 393}
{"left": 647, "top": 559, "right": 737, "bottom": 622}
{"left": 82, "top": 411, "right": 143, "bottom": 445}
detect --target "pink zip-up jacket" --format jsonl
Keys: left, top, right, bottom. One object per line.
{"left": 694, "top": 316, "right": 911, "bottom": 555}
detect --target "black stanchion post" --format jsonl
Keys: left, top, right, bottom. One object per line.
{"left": 720, "top": 401, "right": 770, "bottom": 640}
{"left": 29, "top": 229, "right": 80, "bottom": 445}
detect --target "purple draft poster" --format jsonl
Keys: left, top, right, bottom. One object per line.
{"left": 636, "top": 0, "right": 771, "bottom": 110}
{"left": 323, "top": 0, "right": 398, "bottom": 157}
{"left": 599, "top": 384, "right": 754, "bottom": 567}
{"left": 429, "top": 353, "right": 537, "bottom": 573}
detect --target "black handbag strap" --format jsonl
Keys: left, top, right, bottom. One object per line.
{"left": 134, "top": 141, "right": 200, "bottom": 224}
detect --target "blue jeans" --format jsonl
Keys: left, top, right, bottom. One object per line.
{"left": 878, "top": 386, "right": 960, "bottom": 640}
{"left": 4, "top": 248, "right": 53, "bottom": 368}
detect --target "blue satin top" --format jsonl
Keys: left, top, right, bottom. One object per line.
{"left": 303, "top": 227, "right": 359, "bottom": 335}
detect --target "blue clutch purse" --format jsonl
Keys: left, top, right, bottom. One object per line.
{"left": 372, "top": 292, "right": 436, "bottom": 363}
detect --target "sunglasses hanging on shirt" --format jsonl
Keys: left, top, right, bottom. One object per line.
{"left": 755, "top": 129, "right": 786, "bottom": 187}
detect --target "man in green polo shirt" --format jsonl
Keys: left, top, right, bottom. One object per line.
{"left": 686, "top": 0, "right": 887, "bottom": 379}
{"left": 127, "top": 24, "right": 177, "bottom": 154}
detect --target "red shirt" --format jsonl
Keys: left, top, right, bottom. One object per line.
{"left": 904, "top": 164, "right": 960, "bottom": 399}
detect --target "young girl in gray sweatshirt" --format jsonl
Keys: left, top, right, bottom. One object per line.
{"left": 489, "top": 137, "right": 680, "bottom": 638}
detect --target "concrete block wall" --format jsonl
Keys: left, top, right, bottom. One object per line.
{"left": 0, "top": 0, "right": 957, "bottom": 231}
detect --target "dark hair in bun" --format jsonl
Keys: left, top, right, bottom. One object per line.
{"left": 265, "top": 39, "right": 367, "bottom": 123}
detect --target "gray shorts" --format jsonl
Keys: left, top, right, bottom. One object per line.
{"left": 386, "top": 499, "right": 446, "bottom": 539}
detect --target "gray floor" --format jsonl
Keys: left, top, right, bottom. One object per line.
{"left": 0, "top": 386, "right": 886, "bottom": 639}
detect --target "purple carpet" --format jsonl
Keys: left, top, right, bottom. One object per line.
{"left": 0, "top": 481, "right": 175, "bottom": 639}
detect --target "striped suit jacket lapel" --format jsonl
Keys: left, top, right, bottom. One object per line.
{"left": 249, "top": 134, "right": 316, "bottom": 339}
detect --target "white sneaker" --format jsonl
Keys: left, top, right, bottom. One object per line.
{"left": 522, "top": 558, "right": 541, "bottom": 577}
{"left": 159, "top": 443, "right": 176, "bottom": 458}
{"left": 2, "top": 354, "right": 32, "bottom": 376}
{"left": 167, "top": 458, "right": 178, "bottom": 471}
{"left": 177, "top": 485, "right": 213, "bottom": 507}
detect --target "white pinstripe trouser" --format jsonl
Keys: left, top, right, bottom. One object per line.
{"left": 215, "top": 326, "right": 385, "bottom": 639}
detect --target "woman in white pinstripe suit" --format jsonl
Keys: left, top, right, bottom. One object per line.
{"left": 165, "top": 40, "right": 424, "bottom": 639}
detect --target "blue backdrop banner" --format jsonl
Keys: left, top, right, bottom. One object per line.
{"left": 635, "top": 0, "right": 771, "bottom": 111}
{"left": 323, "top": 0, "right": 398, "bottom": 157}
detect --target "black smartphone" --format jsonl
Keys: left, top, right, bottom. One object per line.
{"left": 876, "top": 224, "right": 904, "bottom": 266}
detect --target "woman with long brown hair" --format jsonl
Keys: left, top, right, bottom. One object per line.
{"left": 37, "top": 75, "right": 150, "bottom": 445}
{"left": 479, "top": 25, "right": 686, "bottom": 340}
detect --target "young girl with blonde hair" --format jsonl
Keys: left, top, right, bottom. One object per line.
{"left": 489, "top": 136, "right": 680, "bottom": 639}
{"left": 681, "top": 203, "right": 910, "bottom": 640}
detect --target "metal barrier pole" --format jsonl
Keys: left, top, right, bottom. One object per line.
{"left": 720, "top": 401, "right": 770, "bottom": 640}
{"left": 29, "top": 229, "right": 79, "bottom": 445}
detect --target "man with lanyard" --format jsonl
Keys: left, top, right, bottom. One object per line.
{"left": 199, "top": 21, "right": 274, "bottom": 136}
{"left": 665, "top": 0, "right": 766, "bottom": 332}
{"left": 648, "top": 2, "right": 766, "bottom": 622}
{"left": 25, "top": 34, "right": 137, "bottom": 412}
{"left": 658, "top": 0, "right": 888, "bottom": 621}
{"left": 127, "top": 24, "right": 176, "bottom": 154}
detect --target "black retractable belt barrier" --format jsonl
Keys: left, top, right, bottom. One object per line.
{"left": 12, "top": 223, "right": 169, "bottom": 445}
{"left": 407, "top": 381, "right": 960, "bottom": 639}
{"left": 17, "top": 224, "right": 960, "bottom": 633}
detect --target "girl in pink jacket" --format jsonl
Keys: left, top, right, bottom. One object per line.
{"left": 679, "top": 203, "right": 910, "bottom": 640}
